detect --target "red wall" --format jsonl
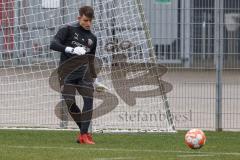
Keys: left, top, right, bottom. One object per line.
{"left": 0, "top": 0, "right": 14, "bottom": 50}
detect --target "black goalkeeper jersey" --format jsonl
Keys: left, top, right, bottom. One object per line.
{"left": 50, "top": 22, "right": 97, "bottom": 78}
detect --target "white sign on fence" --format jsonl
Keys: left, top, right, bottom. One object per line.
{"left": 42, "top": 0, "right": 60, "bottom": 9}
{"left": 155, "top": 0, "right": 171, "bottom": 4}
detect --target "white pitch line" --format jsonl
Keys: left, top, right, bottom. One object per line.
{"left": 2, "top": 145, "right": 240, "bottom": 156}
{"left": 177, "top": 154, "right": 214, "bottom": 157}
{"left": 95, "top": 157, "right": 137, "bottom": 160}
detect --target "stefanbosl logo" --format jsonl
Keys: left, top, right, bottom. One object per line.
{"left": 119, "top": 110, "right": 192, "bottom": 123}
{"left": 49, "top": 38, "right": 173, "bottom": 122}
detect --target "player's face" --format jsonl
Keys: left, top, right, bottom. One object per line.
{"left": 78, "top": 15, "right": 93, "bottom": 30}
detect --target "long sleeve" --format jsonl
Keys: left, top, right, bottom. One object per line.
{"left": 88, "top": 38, "right": 97, "bottom": 78}
{"left": 50, "top": 25, "right": 69, "bottom": 53}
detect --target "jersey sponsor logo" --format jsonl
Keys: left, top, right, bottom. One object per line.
{"left": 73, "top": 33, "right": 79, "bottom": 40}
{"left": 88, "top": 39, "right": 93, "bottom": 46}
{"left": 71, "top": 41, "right": 90, "bottom": 52}
{"left": 71, "top": 41, "right": 82, "bottom": 47}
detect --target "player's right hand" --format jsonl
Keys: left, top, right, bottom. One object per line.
{"left": 65, "top": 46, "right": 86, "bottom": 55}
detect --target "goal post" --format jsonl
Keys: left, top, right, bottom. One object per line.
{"left": 0, "top": 0, "right": 175, "bottom": 133}
{"left": 135, "top": 0, "right": 175, "bottom": 131}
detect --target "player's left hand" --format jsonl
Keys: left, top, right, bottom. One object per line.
{"left": 73, "top": 46, "right": 86, "bottom": 55}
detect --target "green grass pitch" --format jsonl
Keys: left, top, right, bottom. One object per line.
{"left": 0, "top": 129, "right": 240, "bottom": 160}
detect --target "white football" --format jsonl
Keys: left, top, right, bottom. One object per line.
{"left": 185, "top": 128, "right": 206, "bottom": 149}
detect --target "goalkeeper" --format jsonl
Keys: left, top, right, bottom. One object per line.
{"left": 50, "top": 6, "right": 106, "bottom": 144}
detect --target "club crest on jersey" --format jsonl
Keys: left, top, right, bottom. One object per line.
{"left": 88, "top": 39, "right": 93, "bottom": 46}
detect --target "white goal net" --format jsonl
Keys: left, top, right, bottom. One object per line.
{"left": 0, "top": 0, "right": 175, "bottom": 132}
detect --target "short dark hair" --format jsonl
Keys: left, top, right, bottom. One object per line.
{"left": 79, "top": 6, "right": 95, "bottom": 19}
